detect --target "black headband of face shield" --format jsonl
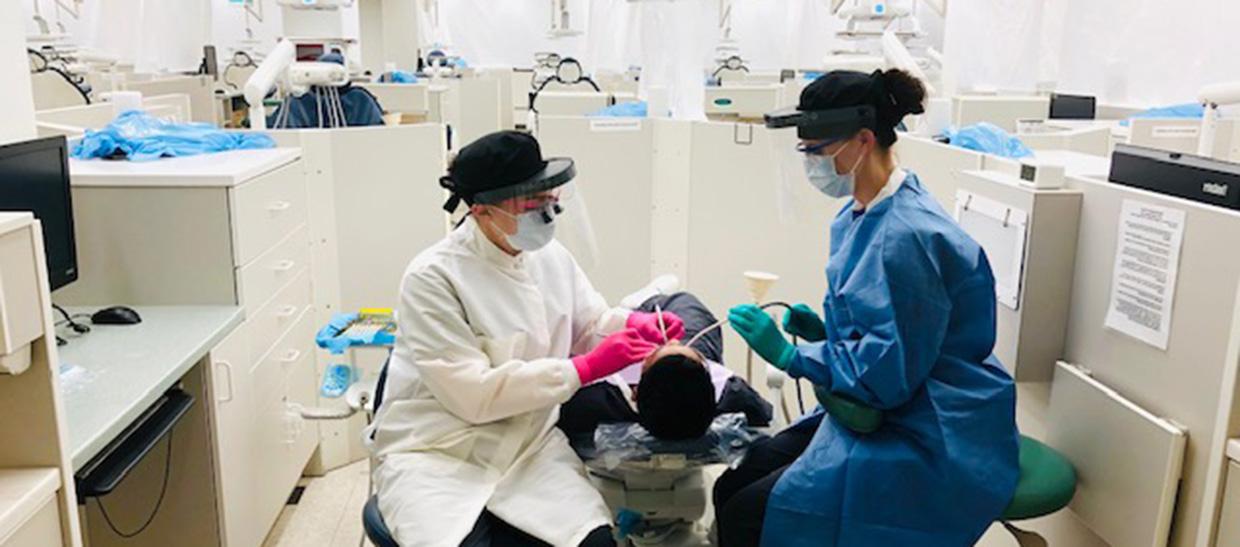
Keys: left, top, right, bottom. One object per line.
{"left": 764, "top": 105, "right": 877, "bottom": 141}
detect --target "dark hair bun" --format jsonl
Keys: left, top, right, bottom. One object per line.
{"left": 881, "top": 69, "right": 927, "bottom": 117}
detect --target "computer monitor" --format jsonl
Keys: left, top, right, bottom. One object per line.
{"left": 1049, "top": 93, "right": 1097, "bottom": 120}
{"left": 203, "top": 45, "right": 219, "bottom": 81}
{"left": 1109, "top": 143, "right": 1240, "bottom": 210}
{"left": 0, "top": 137, "right": 78, "bottom": 290}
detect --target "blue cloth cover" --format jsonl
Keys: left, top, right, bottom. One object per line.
{"left": 589, "top": 101, "right": 648, "bottom": 118}
{"left": 72, "top": 110, "right": 275, "bottom": 161}
{"left": 944, "top": 122, "right": 1034, "bottom": 159}
{"left": 1119, "top": 103, "right": 1205, "bottom": 127}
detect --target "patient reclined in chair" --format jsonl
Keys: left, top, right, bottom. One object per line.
{"left": 557, "top": 292, "right": 771, "bottom": 542}
{"left": 558, "top": 292, "right": 772, "bottom": 442}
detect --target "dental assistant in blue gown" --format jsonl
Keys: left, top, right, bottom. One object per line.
{"left": 714, "top": 69, "right": 1020, "bottom": 547}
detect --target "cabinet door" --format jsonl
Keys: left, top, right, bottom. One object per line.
{"left": 209, "top": 324, "right": 260, "bottom": 547}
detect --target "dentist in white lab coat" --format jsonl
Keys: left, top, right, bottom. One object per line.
{"left": 368, "top": 131, "right": 682, "bottom": 547}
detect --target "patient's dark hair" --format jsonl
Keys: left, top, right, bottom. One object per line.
{"left": 637, "top": 353, "right": 716, "bottom": 440}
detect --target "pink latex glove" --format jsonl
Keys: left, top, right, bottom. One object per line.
{"left": 626, "top": 311, "right": 685, "bottom": 344}
{"left": 573, "top": 329, "right": 658, "bottom": 385}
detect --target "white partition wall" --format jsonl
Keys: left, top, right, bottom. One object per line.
{"left": 893, "top": 135, "right": 986, "bottom": 210}
{"left": 1062, "top": 176, "right": 1240, "bottom": 547}
{"left": 953, "top": 95, "right": 1051, "bottom": 133}
{"left": 537, "top": 116, "right": 658, "bottom": 304}
{"left": 357, "top": 83, "right": 431, "bottom": 118}
{"left": 683, "top": 123, "right": 843, "bottom": 377}
{"left": 440, "top": 78, "right": 503, "bottom": 149}
{"left": 269, "top": 124, "right": 448, "bottom": 471}
{"left": 956, "top": 171, "right": 1082, "bottom": 381}
{"left": 123, "top": 75, "right": 217, "bottom": 124}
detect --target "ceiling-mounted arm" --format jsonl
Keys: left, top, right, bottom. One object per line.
{"left": 1198, "top": 82, "right": 1240, "bottom": 158}
{"left": 718, "top": 0, "right": 735, "bottom": 42}
{"left": 921, "top": 0, "right": 946, "bottom": 16}
{"left": 245, "top": 39, "right": 296, "bottom": 130}
{"left": 31, "top": 0, "right": 50, "bottom": 35}
{"left": 548, "top": 0, "right": 581, "bottom": 38}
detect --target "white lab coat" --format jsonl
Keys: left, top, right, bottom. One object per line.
{"left": 369, "top": 218, "right": 628, "bottom": 547}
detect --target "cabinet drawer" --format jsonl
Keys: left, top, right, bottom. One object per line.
{"left": 284, "top": 336, "right": 319, "bottom": 474}
{"left": 250, "top": 320, "right": 318, "bottom": 536}
{"left": 250, "top": 309, "right": 317, "bottom": 410}
{"left": 236, "top": 226, "right": 310, "bottom": 313}
{"left": 231, "top": 163, "right": 307, "bottom": 266}
{"left": 247, "top": 270, "right": 312, "bottom": 364}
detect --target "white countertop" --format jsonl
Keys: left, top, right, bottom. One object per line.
{"left": 69, "top": 148, "right": 301, "bottom": 188}
{"left": 57, "top": 306, "right": 243, "bottom": 470}
{"left": 0, "top": 468, "right": 59, "bottom": 538}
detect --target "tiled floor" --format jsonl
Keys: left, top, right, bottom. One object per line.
{"left": 265, "top": 384, "right": 1109, "bottom": 546}
{"left": 263, "top": 460, "right": 372, "bottom": 547}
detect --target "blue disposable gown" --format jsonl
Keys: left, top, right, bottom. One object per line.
{"left": 763, "top": 172, "right": 1020, "bottom": 546}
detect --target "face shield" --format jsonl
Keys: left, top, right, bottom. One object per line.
{"left": 765, "top": 105, "right": 876, "bottom": 222}
{"left": 471, "top": 166, "right": 598, "bottom": 266}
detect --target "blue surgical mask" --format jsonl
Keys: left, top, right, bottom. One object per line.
{"left": 493, "top": 203, "right": 561, "bottom": 251}
{"left": 804, "top": 142, "right": 863, "bottom": 199}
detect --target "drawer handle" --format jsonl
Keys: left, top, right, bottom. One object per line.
{"left": 271, "top": 260, "right": 297, "bottom": 273}
{"left": 215, "top": 361, "right": 235, "bottom": 403}
{"left": 267, "top": 201, "right": 293, "bottom": 213}
{"left": 276, "top": 305, "right": 300, "bottom": 319}
{"left": 279, "top": 349, "right": 303, "bottom": 364}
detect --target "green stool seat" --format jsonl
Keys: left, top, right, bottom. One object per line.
{"left": 1002, "top": 436, "right": 1077, "bottom": 521}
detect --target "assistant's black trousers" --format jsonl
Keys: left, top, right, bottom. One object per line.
{"left": 459, "top": 511, "right": 614, "bottom": 547}
{"left": 712, "top": 414, "right": 824, "bottom": 547}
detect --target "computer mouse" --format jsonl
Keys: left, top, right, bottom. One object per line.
{"left": 92, "top": 306, "right": 142, "bottom": 325}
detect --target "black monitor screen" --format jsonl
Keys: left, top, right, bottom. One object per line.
{"left": 1049, "top": 93, "right": 1097, "bottom": 120}
{"left": 0, "top": 137, "right": 77, "bottom": 290}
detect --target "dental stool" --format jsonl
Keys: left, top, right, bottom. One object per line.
{"left": 1000, "top": 436, "right": 1077, "bottom": 546}
{"left": 363, "top": 495, "right": 399, "bottom": 547}
{"left": 818, "top": 391, "right": 1078, "bottom": 547}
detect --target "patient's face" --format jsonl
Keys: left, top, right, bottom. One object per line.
{"left": 642, "top": 340, "right": 705, "bottom": 373}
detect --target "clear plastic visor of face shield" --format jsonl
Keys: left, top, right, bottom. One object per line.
{"left": 769, "top": 129, "right": 858, "bottom": 223}
{"left": 485, "top": 183, "right": 575, "bottom": 216}
{"left": 765, "top": 105, "right": 875, "bottom": 222}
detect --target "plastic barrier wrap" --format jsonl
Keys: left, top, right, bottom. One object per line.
{"left": 72, "top": 110, "right": 275, "bottom": 161}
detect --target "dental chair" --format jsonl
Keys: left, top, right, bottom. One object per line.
{"left": 569, "top": 414, "right": 764, "bottom": 546}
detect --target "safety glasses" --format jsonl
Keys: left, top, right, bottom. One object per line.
{"left": 796, "top": 141, "right": 832, "bottom": 156}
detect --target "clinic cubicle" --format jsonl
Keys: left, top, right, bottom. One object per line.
{"left": 538, "top": 116, "right": 848, "bottom": 425}
{"left": 896, "top": 127, "right": 1240, "bottom": 546}
{"left": 1055, "top": 174, "right": 1240, "bottom": 547}
{"left": 34, "top": 94, "right": 194, "bottom": 139}
{"left": 542, "top": 107, "right": 1240, "bottom": 545}
{"left": 266, "top": 122, "right": 449, "bottom": 471}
